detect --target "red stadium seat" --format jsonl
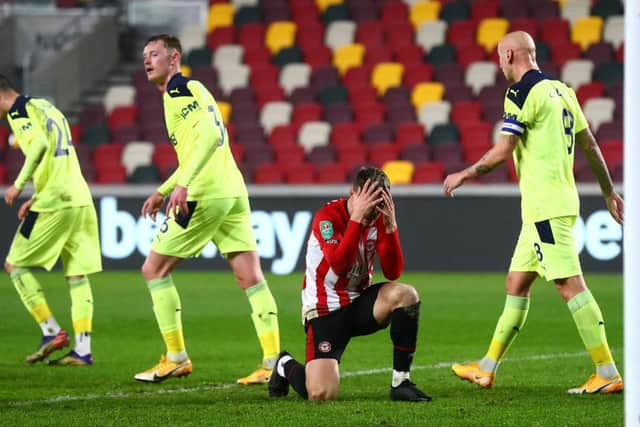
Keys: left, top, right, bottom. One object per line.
{"left": 470, "top": 0, "right": 498, "bottom": 25}
{"left": 577, "top": 81, "right": 605, "bottom": 106}
{"left": 108, "top": 106, "right": 137, "bottom": 131}
{"left": 337, "top": 144, "right": 368, "bottom": 166}
{"left": 254, "top": 163, "right": 285, "bottom": 183}
{"left": 238, "top": 24, "right": 266, "bottom": 50}
{"left": 369, "top": 143, "right": 400, "bottom": 166}
{"left": 268, "top": 124, "right": 298, "bottom": 147}
{"left": 540, "top": 18, "right": 570, "bottom": 48}
{"left": 302, "top": 45, "right": 333, "bottom": 69}
{"left": 403, "top": 63, "right": 434, "bottom": 88}
{"left": 292, "top": 102, "right": 323, "bottom": 128}
{"left": 95, "top": 165, "right": 127, "bottom": 183}
{"left": 447, "top": 21, "right": 477, "bottom": 49}
{"left": 285, "top": 164, "right": 315, "bottom": 183}
{"left": 395, "top": 122, "right": 425, "bottom": 147}
{"left": 551, "top": 42, "right": 582, "bottom": 67}
{"left": 381, "top": 2, "right": 409, "bottom": 27}
{"left": 275, "top": 144, "right": 305, "bottom": 166}
{"left": 451, "top": 100, "right": 483, "bottom": 124}
{"left": 412, "top": 162, "right": 445, "bottom": 183}
{"left": 331, "top": 123, "right": 361, "bottom": 146}
{"left": 316, "top": 162, "right": 348, "bottom": 183}
{"left": 152, "top": 143, "right": 178, "bottom": 170}
{"left": 93, "top": 144, "right": 123, "bottom": 168}
{"left": 456, "top": 44, "right": 486, "bottom": 68}
{"left": 207, "top": 27, "right": 235, "bottom": 51}
{"left": 509, "top": 18, "right": 539, "bottom": 39}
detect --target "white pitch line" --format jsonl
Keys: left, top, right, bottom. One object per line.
{"left": 4, "top": 349, "right": 615, "bottom": 407}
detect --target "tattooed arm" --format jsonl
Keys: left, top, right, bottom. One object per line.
{"left": 575, "top": 128, "right": 624, "bottom": 224}
{"left": 443, "top": 134, "right": 517, "bottom": 197}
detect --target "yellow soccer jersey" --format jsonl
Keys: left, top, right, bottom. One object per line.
{"left": 500, "top": 69, "right": 588, "bottom": 224}
{"left": 7, "top": 96, "right": 92, "bottom": 212}
{"left": 158, "top": 73, "right": 247, "bottom": 200}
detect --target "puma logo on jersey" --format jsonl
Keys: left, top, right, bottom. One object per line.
{"left": 10, "top": 111, "right": 20, "bottom": 118}
{"left": 509, "top": 88, "right": 520, "bottom": 97}
{"left": 169, "top": 88, "right": 180, "bottom": 95}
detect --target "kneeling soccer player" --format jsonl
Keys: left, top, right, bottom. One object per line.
{"left": 269, "top": 167, "right": 431, "bottom": 402}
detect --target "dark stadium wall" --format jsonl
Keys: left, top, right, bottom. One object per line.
{"left": 0, "top": 195, "right": 622, "bottom": 274}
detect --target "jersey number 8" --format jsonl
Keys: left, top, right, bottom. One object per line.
{"left": 562, "top": 108, "right": 575, "bottom": 155}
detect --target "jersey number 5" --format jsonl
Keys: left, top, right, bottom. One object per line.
{"left": 46, "top": 117, "right": 71, "bottom": 157}
{"left": 562, "top": 108, "right": 575, "bottom": 155}
{"left": 211, "top": 105, "right": 226, "bottom": 147}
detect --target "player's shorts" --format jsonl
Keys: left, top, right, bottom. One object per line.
{"left": 509, "top": 216, "right": 582, "bottom": 281}
{"left": 305, "top": 283, "right": 388, "bottom": 363}
{"left": 151, "top": 196, "right": 257, "bottom": 259}
{"left": 6, "top": 205, "right": 102, "bottom": 276}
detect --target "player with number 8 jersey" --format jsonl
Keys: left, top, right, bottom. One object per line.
{"left": 1, "top": 74, "right": 101, "bottom": 366}
{"left": 443, "top": 31, "right": 623, "bottom": 395}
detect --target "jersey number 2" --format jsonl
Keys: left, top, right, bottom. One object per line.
{"left": 562, "top": 108, "right": 575, "bottom": 155}
{"left": 46, "top": 117, "right": 71, "bottom": 157}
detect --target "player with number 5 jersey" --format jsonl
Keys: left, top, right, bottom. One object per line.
{"left": 443, "top": 31, "right": 624, "bottom": 395}
{"left": 1, "top": 74, "right": 101, "bottom": 367}
{"left": 135, "top": 34, "right": 281, "bottom": 385}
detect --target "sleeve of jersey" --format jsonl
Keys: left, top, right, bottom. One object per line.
{"left": 157, "top": 167, "right": 181, "bottom": 196}
{"left": 319, "top": 218, "right": 362, "bottom": 276}
{"left": 176, "top": 82, "right": 222, "bottom": 188}
{"left": 377, "top": 229, "right": 404, "bottom": 280}
{"left": 500, "top": 96, "right": 526, "bottom": 137}
{"left": 12, "top": 119, "right": 47, "bottom": 190}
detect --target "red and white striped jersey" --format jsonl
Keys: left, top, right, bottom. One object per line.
{"left": 302, "top": 198, "right": 403, "bottom": 322}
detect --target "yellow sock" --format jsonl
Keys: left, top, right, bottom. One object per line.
{"left": 568, "top": 290, "right": 618, "bottom": 376}
{"left": 245, "top": 280, "right": 280, "bottom": 367}
{"left": 147, "top": 276, "right": 185, "bottom": 356}
{"left": 69, "top": 277, "right": 93, "bottom": 334}
{"left": 481, "top": 295, "right": 530, "bottom": 372}
{"left": 10, "top": 268, "right": 53, "bottom": 325}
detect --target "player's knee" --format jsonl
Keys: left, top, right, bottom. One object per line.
{"left": 392, "top": 283, "right": 420, "bottom": 307}
{"left": 4, "top": 261, "right": 15, "bottom": 274}
{"left": 307, "top": 385, "right": 338, "bottom": 401}
{"left": 141, "top": 261, "right": 159, "bottom": 281}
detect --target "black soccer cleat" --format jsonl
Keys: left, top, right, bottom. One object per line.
{"left": 268, "top": 351, "right": 291, "bottom": 397}
{"left": 390, "top": 379, "right": 432, "bottom": 402}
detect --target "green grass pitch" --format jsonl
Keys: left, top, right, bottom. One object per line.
{"left": 0, "top": 271, "right": 622, "bottom": 426}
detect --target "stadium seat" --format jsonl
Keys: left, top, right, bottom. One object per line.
{"left": 571, "top": 16, "right": 604, "bottom": 51}
{"left": 152, "top": 143, "right": 178, "bottom": 171}
{"left": 412, "top": 161, "right": 445, "bottom": 183}
{"left": 234, "top": 5, "right": 261, "bottom": 27}
{"left": 371, "top": 62, "right": 404, "bottom": 96}
{"left": 179, "top": 24, "right": 206, "bottom": 54}
{"left": 213, "top": 44, "right": 244, "bottom": 68}
{"left": 418, "top": 100, "right": 451, "bottom": 132}
{"left": 465, "top": 61, "right": 497, "bottom": 95}
{"left": 333, "top": 43, "right": 365, "bottom": 75}
{"left": 279, "top": 63, "right": 311, "bottom": 95}
{"left": 237, "top": 23, "right": 265, "bottom": 50}
{"left": 477, "top": 17, "right": 509, "bottom": 54}
{"left": 410, "top": 1, "right": 441, "bottom": 29}
{"left": 81, "top": 125, "right": 110, "bottom": 146}
{"left": 322, "top": 4, "right": 350, "bottom": 24}
{"left": 551, "top": 42, "right": 582, "bottom": 67}
{"left": 591, "top": 0, "right": 623, "bottom": 20}
{"left": 308, "top": 145, "right": 337, "bottom": 165}
{"left": 96, "top": 165, "right": 127, "bottom": 184}
{"left": 470, "top": 0, "right": 499, "bottom": 25}
{"left": 561, "top": 0, "right": 590, "bottom": 26}
{"left": 603, "top": 15, "right": 624, "bottom": 49}
{"left": 121, "top": 141, "right": 154, "bottom": 175}
{"left": 576, "top": 81, "right": 604, "bottom": 105}
{"left": 584, "top": 41, "right": 614, "bottom": 65}
{"left": 331, "top": 122, "right": 361, "bottom": 146}
{"left": 324, "top": 102, "right": 353, "bottom": 124}
{"left": 272, "top": 46, "right": 305, "bottom": 68}
{"left": 207, "top": 27, "right": 235, "bottom": 50}
{"left": 207, "top": 3, "right": 235, "bottom": 32}
{"left": 337, "top": 143, "right": 368, "bottom": 166}
{"left": 540, "top": 18, "right": 570, "bottom": 48}
{"left": 429, "top": 123, "right": 459, "bottom": 145}
{"left": 416, "top": 20, "right": 447, "bottom": 53}
{"left": 316, "top": 0, "right": 342, "bottom": 12}
{"left": 509, "top": 18, "right": 538, "bottom": 39}
{"left": 285, "top": 164, "right": 316, "bottom": 184}
{"left": 128, "top": 165, "right": 160, "bottom": 183}
{"left": 561, "top": 59, "right": 595, "bottom": 90}
{"left": 217, "top": 64, "right": 251, "bottom": 95}
{"left": 265, "top": 21, "right": 297, "bottom": 54}
{"left": 325, "top": 20, "right": 357, "bottom": 51}
{"left": 108, "top": 105, "right": 137, "bottom": 132}
{"left": 298, "top": 121, "right": 331, "bottom": 153}
{"left": 447, "top": 20, "right": 476, "bottom": 49}
{"left": 399, "top": 143, "right": 431, "bottom": 164}
{"left": 383, "top": 160, "right": 414, "bottom": 184}
{"left": 425, "top": 44, "right": 457, "bottom": 65}
{"left": 254, "top": 163, "right": 285, "bottom": 183}
{"left": 440, "top": 1, "right": 469, "bottom": 23}
{"left": 403, "top": 63, "right": 434, "bottom": 88}
{"left": 103, "top": 85, "right": 135, "bottom": 114}
{"left": 583, "top": 97, "right": 615, "bottom": 133}
{"left": 411, "top": 82, "right": 445, "bottom": 112}
{"left": 395, "top": 122, "right": 425, "bottom": 146}
{"left": 593, "top": 61, "right": 623, "bottom": 87}
{"left": 260, "top": 102, "right": 292, "bottom": 134}
{"left": 316, "top": 162, "right": 348, "bottom": 183}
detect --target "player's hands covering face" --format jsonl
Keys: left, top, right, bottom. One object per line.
{"left": 350, "top": 179, "right": 383, "bottom": 224}
{"left": 377, "top": 190, "right": 397, "bottom": 233}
